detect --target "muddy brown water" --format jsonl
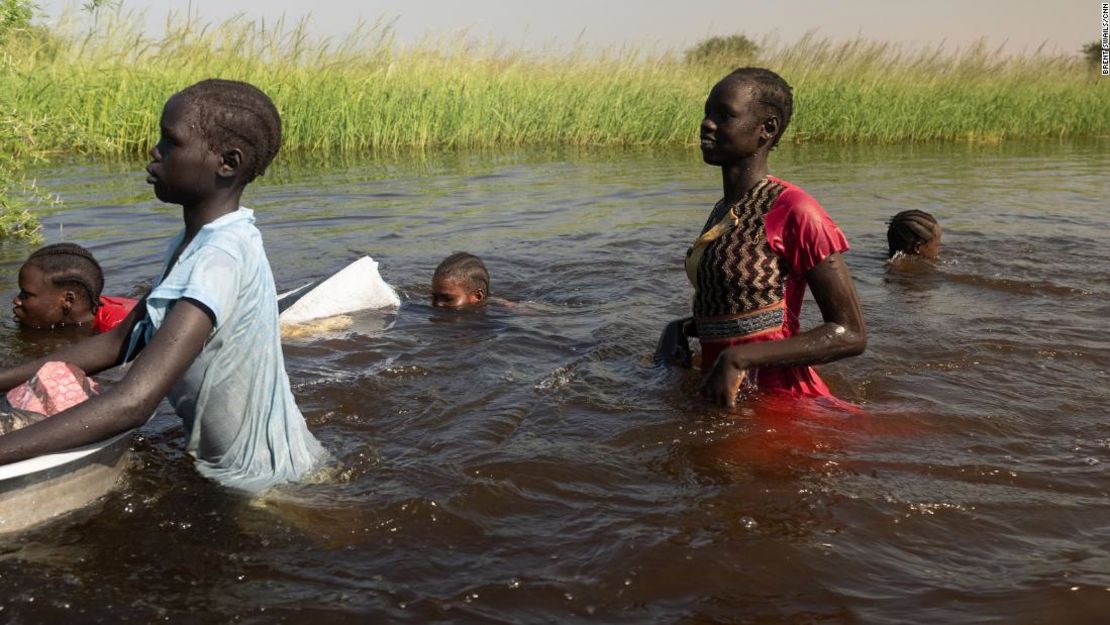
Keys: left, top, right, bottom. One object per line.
{"left": 0, "top": 143, "right": 1108, "bottom": 624}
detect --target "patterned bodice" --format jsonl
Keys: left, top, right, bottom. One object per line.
{"left": 688, "top": 178, "right": 789, "bottom": 318}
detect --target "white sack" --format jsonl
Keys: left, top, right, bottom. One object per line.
{"left": 279, "top": 256, "right": 400, "bottom": 325}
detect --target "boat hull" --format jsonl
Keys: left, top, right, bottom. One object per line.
{"left": 0, "top": 430, "right": 133, "bottom": 534}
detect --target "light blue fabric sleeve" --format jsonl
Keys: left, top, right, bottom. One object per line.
{"left": 148, "top": 246, "right": 240, "bottom": 327}
{"left": 124, "top": 242, "right": 240, "bottom": 362}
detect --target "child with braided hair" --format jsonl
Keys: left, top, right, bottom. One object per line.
{"left": 13, "top": 243, "right": 137, "bottom": 334}
{"left": 0, "top": 79, "right": 325, "bottom": 492}
{"left": 887, "top": 210, "right": 941, "bottom": 260}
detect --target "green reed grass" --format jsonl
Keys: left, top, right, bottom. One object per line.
{"left": 0, "top": 106, "right": 50, "bottom": 241}
{"left": 1, "top": 12, "right": 1107, "bottom": 160}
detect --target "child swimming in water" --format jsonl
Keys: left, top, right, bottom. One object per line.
{"left": 431, "top": 252, "right": 489, "bottom": 310}
{"left": 658, "top": 67, "right": 867, "bottom": 407}
{"left": 0, "top": 79, "right": 325, "bottom": 492}
{"left": 887, "top": 210, "right": 941, "bottom": 260}
{"left": 13, "top": 243, "right": 137, "bottom": 334}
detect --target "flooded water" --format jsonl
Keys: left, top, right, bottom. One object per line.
{"left": 1, "top": 142, "right": 1108, "bottom": 624}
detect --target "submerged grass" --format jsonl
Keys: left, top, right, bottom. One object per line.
{"left": 0, "top": 11, "right": 1107, "bottom": 160}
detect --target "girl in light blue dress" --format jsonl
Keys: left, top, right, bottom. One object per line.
{"left": 0, "top": 79, "right": 326, "bottom": 493}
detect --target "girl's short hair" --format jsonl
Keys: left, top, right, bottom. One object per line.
{"left": 177, "top": 79, "right": 282, "bottom": 183}
{"left": 434, "top": 252, "right": 490, "bottom": 294}
{"left": 724, "top": 67, "right": 794, "bottom": 149}
{"left": 26, "top": 243, "right": 104, "bottom": 309}
{"left": 887, "top": 210, "right": 939, "bottom": 258}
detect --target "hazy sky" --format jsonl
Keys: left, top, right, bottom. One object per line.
{"left": 40, "top": 0, "right": 1097, "bottom": 55}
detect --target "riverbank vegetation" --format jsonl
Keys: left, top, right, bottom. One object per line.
{"left": 0, "top": 6, "right": 1106, "bottom": 238}
{"left": 0, "top": 0, "right": 52, "bottom": 241}
{"left": 0, "top": 114, "right": 48, "bottom": 243}
{"left": 3, "top": 8, "right": 1106, "bottom": 156}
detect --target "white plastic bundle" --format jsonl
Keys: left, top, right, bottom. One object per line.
{"left": 278, "top": 256, "right": 401, "bottom": 325}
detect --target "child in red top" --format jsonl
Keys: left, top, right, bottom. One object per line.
{"left": 657, "top": 68, "right": 867, "bottom": 406}
{"left": 12, "top": 243, "right": 138, "bottom": 334}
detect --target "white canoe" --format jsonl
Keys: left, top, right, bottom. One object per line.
{"left": 0, "top": 429, "right": 134, "bottom": 535}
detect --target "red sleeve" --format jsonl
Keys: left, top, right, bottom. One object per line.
{"left": 93, "top": 296, "right": 138, "bottom": 333}
{"left": 765, "top": 185, "right": 850, "bottom": 276}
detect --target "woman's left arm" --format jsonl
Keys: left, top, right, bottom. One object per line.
{"left": 0, "top": 300, "right": 213, "bottom": 466}
{"left": 703, "top": 253, "right": 866, "bottom": 407}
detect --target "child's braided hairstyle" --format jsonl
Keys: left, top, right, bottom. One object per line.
{"left": 434, "top": 253, "right": 490, "bottom": 295}
{"left": 177, "top": 79, "right": 282, "bottom": 183}
{"left": 887, "top": 210, "right": 939, "bottom": 258}
{"left": 26, "top": 243, "right": 104, "bottom": 310}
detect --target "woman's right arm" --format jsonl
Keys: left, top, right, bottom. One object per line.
{"left": 0, "top": 303, "right": 145, "bottom": 392}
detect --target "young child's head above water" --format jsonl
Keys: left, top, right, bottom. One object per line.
{"left": 887, "top": 210, "right": 941, "bottom": 260}
{"left": 147, "top": 78, "right": 282, "bottom": 204}
{"left": 432, "top": 253, "right": 489, "bottom": 310}
{"left": 13, "top": 243, "right": 105, "bottom": 330}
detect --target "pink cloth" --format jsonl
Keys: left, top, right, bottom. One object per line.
{"left": 700, "top": 176, "right": 850, "bottom": 398}
{"left": 6, "top": 361, "right": 101, "bottom": 417}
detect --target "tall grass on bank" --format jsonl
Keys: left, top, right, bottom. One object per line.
{"left": 0, "top": 104, "right": 49, "bottom": 242}
{"left": 0, "top": 0, "right": 48, "bottom": 241}
{"left": 1, "top": 12, "right": 1107, "bottom": 161}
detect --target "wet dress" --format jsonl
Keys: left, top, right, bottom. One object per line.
{"left": 126, "top": 208, "right": 326, "bottom": 492}
{"left": 685, "top": 176, "right": 849, "bottom": 398}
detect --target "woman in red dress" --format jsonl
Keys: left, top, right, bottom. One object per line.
{"left": 658, "top": 68, "right": 866, "bottom": 407}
